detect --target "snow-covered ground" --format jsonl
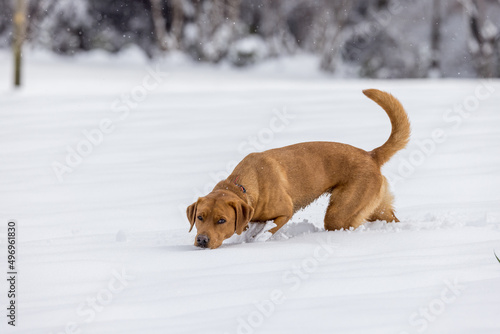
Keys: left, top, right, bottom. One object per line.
{"left": 0, "top": 49, "right": 499, "bottom": 334}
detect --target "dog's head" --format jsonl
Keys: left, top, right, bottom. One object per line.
{"left": 187, "top": 191, "right": 254, "bottom": 249}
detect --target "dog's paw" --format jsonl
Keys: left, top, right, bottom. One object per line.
{"left": 248, "top": 221, "right": 277, "bottom": 242}
{"left": 224, "top": 221, "right": 277, "bottom": 245}
{"left": 270, "top": 219, "right": 319, "bottom": 240}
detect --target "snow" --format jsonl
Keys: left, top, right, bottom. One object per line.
{"left": 0, "top": 49, "right": 499, "bottom": 334}
{"left": 228, "top": 35, "right": 268, "bottom": 66}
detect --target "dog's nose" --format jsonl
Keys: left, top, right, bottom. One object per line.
{"left": 196, "top": 234, "right": 210, "bottom": 248}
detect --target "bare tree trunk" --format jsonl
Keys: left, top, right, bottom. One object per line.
{"left": 170, "top": 0, "right": 184, "bottom": 48}
{"left": 13, "top": 0, "right": 27, "bottom": 88}
{"left": 263, "top": 1, "right": 296, "bottom": 57}
{"left": 460, "top": 0, "right": 496, "bottom": 77}
{"left": 319, "top": 0, "right": 353, "bottom": 72}
{"left": 430, "top": 0, "right": 441, "bottom": 76}
{"left": 226, "top": 0, "right": 241, "bottom": 30}
{"left": 225, "top": 0, "right": 241, "bottom": 45}
{"left": 210, "top": 0, "right": 224, "bottom": 35}
{"left": 150, "top": 0, "right": 168, "bottom": 51}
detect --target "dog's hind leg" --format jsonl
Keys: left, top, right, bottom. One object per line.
{"left": 324, "top": 178, "right": 383, "bottom": 231}
{"left": 367, "top": 177, "right": 399, "bottom": 222}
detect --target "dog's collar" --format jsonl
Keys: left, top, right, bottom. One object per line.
{"left": 233, "top": 176, "right": 247, "bottom": 194}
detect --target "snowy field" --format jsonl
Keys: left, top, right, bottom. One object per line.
{"left": 0, "top": 49, "right": 499, "bottom": 334}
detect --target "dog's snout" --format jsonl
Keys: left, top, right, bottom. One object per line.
{"left": 196, "top": 234, "right": 210, "bottom": 248}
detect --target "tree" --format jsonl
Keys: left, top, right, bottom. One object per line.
{"left": 150, "top": 0, "right": 185, "bottom": 51}
{"left": 150, "top": 0, "right": 168, "bottom": 51}
{"left": 170, "top": 0, "right": 184, "bottom": 49}
{"left": 193, "top": 0, "right": 243, "bottom": 62}
{"left": 460, "top": 0, "right": 499, "bottom": 77}
{"left": 261, "top": 0, "right": 297, "bottom": 57}
{"left": 429, "top": 0, "right": 442, "bottom": 77}
{"left": 13, "top": 0, "right": 27, "bottom": 87}
{"left": 319, "top": 0, "right": 355, "bottom": 73}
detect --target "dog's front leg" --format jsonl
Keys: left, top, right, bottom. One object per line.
{"left": 269, "top": 215, "right": 291, "bottom": 234}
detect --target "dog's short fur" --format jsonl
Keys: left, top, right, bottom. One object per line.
{"left": 187, "top": 89, "right": 411, "bottom": 249}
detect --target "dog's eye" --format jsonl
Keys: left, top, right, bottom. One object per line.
{"left": 197, "top": 216, "right": 203, "bottom": 221}
{"left": 217, "top": 219, "right": 226, "bottom": 224}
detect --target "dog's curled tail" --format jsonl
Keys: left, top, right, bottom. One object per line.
{"left": 363, "top": 89, "right": 411, "bottom": 166}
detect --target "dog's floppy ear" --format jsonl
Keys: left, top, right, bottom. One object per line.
{"left": 186, "top": 199, "right": 199, "bottom": 232}
{"left": 231, "top": 200, "right": 254, "bottom": 235}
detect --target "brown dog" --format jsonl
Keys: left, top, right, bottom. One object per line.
{"left": 187, "top": 89, "right": 410, "bottom": 249}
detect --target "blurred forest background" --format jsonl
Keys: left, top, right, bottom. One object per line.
{"left": 1, "top": 0, "right": 500, "bottom": 78}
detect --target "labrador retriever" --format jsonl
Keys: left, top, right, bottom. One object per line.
{"left": 187, "top": 89, "right": 410, "bottom": 249}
